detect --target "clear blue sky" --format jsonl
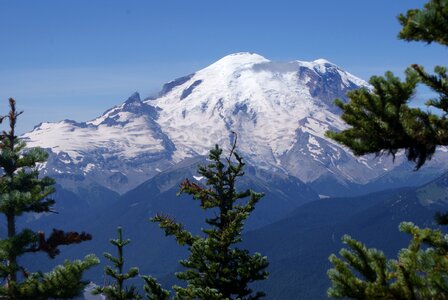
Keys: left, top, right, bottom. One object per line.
{"left": 0, "top": 0, "right": 445, "bottom": 133}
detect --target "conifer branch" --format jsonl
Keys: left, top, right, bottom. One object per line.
{"left": 31, "top": 229, "right": 92, "bottom": 258}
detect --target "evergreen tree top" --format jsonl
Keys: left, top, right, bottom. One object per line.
{"left": 152, "top": 138, "right": 269, "bottom": 300}
{"left": 0, "top": 98, "right": 98, "bottom": 299}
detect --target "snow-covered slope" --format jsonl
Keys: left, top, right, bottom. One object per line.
{"left": 24, "top": 92, "right": 175, "bottom": 193}
{"left": 22, "top": 52, "right": 448, "bottom": 194}
{"left": 146, "top": 52, "right": 396, "bottom": 183}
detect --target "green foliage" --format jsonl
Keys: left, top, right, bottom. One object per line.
{"left": 328, "top": 235, "right": 391, "bottom": 299}
{"left": 94, "top": 227, "right": 142, "bottom": 300}
{"left": 152, "top": 140, "right": 269, "bottom": 300}
{"left": 1, "top": 254, "right": 100, "bottom": 300}
{"left": 142, "top": 276, "right": 170, "bottom": 300}
{"left": 326, "top": 1, "right": 448, "bottom": 298}
{"left": 326, "top": 1, "right": 448, "bottom": 170}
{"left": 328, "top": 223, "right": 448, "bottom": 299}
{"left": 94, "top": 227, "right": 170, "bottom": 300}
{"left": 0, "top": 98, "right": 98, "bottom": 299}
{"left": 398, "top": 0, "right": 448, "bottom": 46}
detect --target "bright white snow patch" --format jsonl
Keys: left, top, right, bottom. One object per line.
{"left": 307, "top": 135, "right": 323, "bottom": 156}
{"left": 23, "top": 116, "right": 166, "bottom": 163}
{"left": 193, "top": 175, "right": 204, "bottom": 181}
{"left": 83, "top": 163, "right": 96, "bottom": 173}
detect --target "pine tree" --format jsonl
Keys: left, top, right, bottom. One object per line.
{"left": 325, "top": 1, "right": 448, "bottom": 298}
{"left": 0, "top": 98, "right": 99, "bottom": 299}
{"left": 93, "top": 227, "right": 142, "bottom": 300}
{"left": 151, "top": 138, "right": 269, "bottom": 300}
{"left": 93, "top": 226, "right": 170, "bottom": 300}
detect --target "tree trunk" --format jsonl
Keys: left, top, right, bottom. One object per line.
{"left": 7, "top": 213, "right": 16, "bottom": 283}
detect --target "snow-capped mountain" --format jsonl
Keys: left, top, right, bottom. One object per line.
{"left": 22, "top": 52, "right": 448, "bottom": 194}
{"left": 147, "top": 53, "right": 378, "bottom": 182}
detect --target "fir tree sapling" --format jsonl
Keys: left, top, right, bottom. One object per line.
{"left": 0, "top": 98, "right": 98, "bottom": 299}
{"left": 93, "top": 226, "right": 170, "bottom": 300}
{"left": 151, "top": 136, "right": 269, "bottom": 299}
{"left": 93, "top": 227, "right": 142, "bottom": 300}
{"left": 326, "top": 1, "right": 448, "bottom": 298}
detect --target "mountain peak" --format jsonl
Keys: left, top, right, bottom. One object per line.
{"left": 313, "top": 58, "right": 335, "bottom": 65}
{"left": 123, "top": 92, "right": 144, "bottom": 111}
{"left": 210, "top": 52, "right": 269, "bottom": 68}
{"left": 125, "top": 92, "right": 141, "bottom": 104}
{"left": 227, "top": 51, "right": 263, "bottom": 57}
